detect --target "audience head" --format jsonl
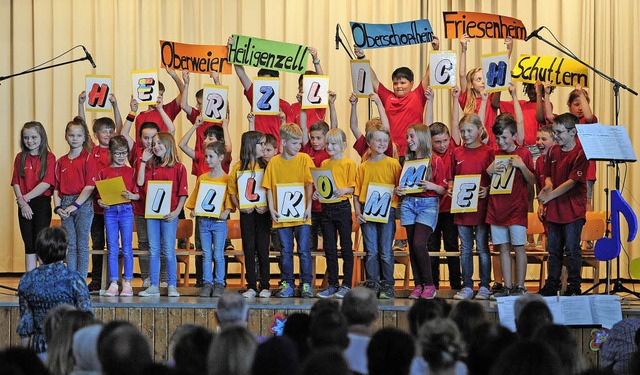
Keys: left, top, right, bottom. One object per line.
{"left": 208, "top": 326, "right": 256, "bottom": 375}
{"left": 98, "top": 321, "right": 152, "bottom": 375}
{"left": 419, "top": 318, "right": 465, "bottom": 374}
{"left": 0, "top": 347, "right": 48, "bottom": 375}
{"left": 515, "top": 300, "right": 553, "bottom": 339}
{"left": 252, "top": 336, "right": 299, "bottom": 375}
{"left": 367, "top": 327, "right": 415, "bottom": 375}
{"left": 170, "top": 324, "right": 214, "bottom": 375}
{"left": 301, "top": 348, "right": 350, "bottom": 375}
{"left": 513, "top": 293, "right": 546, "bottom": 322}
{"left": 310, "top": 298, "right": 340, "bottom": 320}
{"left": 309, "top": 309, "right": 349, "bottom": 350}
{"left": 215, "top": 293, "right": 249, "bottom": 328}
{"left": 533, "top": 324, "right": 587, "bottom": 374}
{"left": 47, "top": 309, "right": 97, "bottom": 375}
{"left": 43, "top": 303, "right": 76, "bottom": 346}
{"left": 283, "top": 312, "right": 311, "bottom": 361}
{"left": 489, "top": 340, "right": 562, "bottom": 375}
{"left": 408, "top": 298, "right": 447, "bottom": 337}
{"left": 72, "top": 324, "right": 104, "bottom": 373}
{"left": 341, "top": 287, "right": 378, "bottom": 329}
{"left": 467, "top": 322, "right": 517, "bottom": 375}
{"left": 449, "top": 300, "right": 487, "bottom": 344}
{"left": 35, "top": 226, "right": 68, "bottom": 265}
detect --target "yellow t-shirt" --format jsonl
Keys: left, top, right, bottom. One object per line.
{"left": 227, "top": 161, "right": 264, "bottom": 196}
{"left": 355, "top": 156, "right": 402, "bottom": 208}
{"left": 320, "top": 157, "right": 357, "bottom": 201}
{"left": 262, "top": 153, "right": 314, "bottom": 228}
{"left": 185, "top": 173, "right": 234, "bottom": 216}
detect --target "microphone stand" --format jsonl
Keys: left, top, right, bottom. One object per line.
{"left": 530, "top": 30, "right": 638, "bottom": 296}
{"left": 0, "top": 56, "right": 92, "bottom": 83}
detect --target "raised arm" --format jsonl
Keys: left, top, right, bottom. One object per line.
{"left": 349, "top": 93, "right": 362, "bottom": 140}
{"left": 165, "top": 68, "right": 185, "bottom": 104}
{"left": 123, "top": 96, "right": 138, "bottom": 150}
{"left": 137, "top": 148, "right": 153, "bottom": 186}
{"left": 424, "top": 87, "right": 434, "bottom": 126}
{"left": 78, "top": 91, "right": 86, "bottom": 122}
{"left": 354, "top": 46, "right": 380, "bottom": 92}
{"left": 535, "top": 81, "right": 546, "bottom": 124}
{"left": 328, "top": 91, "right": 338, "bottom": 129}
{"left": 509, "top": 82, "right": 525, "bottom": 145}
{"left": 451, "top": 86, "right": 461, "bottom": 145}
{"left": 459, "top": 34, "right": 470, "bottom": 93}
{"left": 178, "top": 118, "right": 201, "bottom": 159}
{"left": 543, "top": 81, "right": 555, "bottom": 124}
{"left": 156, "top": 95, "right": 175, "bottom": 136}
{"left": 229, "top": 36, "right": 252, "bottom": 91}
{"left": 300, "top": 109, "right": 309, "bottom": 147}
{"left": 370, "top": 92, "right": 389, "bottom": 131}
{"left": 110, "top": 94, "right": 123, "bottom": 134}
{"left": 308, "top": 47, "right": 324, "bottom": 75}
{"left": 222, "top": 115, "right": 232, "bottom": 154}
{"left": 181, "top": 70, "right": 194, "bottom": 116}
{"left": 247, "top": 112, "right": 255, "bottom": 131}
{"left": 576, "top": 84, "right": 594, "bottom": 123}
{"left": 421, "top": 36, "right": 440, "bottom": 90}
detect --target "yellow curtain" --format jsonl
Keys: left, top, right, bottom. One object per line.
{"left": 1, "top": 0, "right": 639, "bottom": 280}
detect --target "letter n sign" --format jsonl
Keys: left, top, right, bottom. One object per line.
{"left": 85, "top": 75, "right": 113, "bottom": 112}
{"left": 145, "top": 180, "right": 173, "bottom": 218}
{"left": 194, "top": 181, "right": 227, "bottom": 218}
{"left": 363, "top": 182, "right": 395, "bottom": 223}
{"left": 450, "top": 174, "right": 481, "bottom": 213}
{"left": 276, "top": 183, "right": 306, "bottom": 223}
{"left": 253, "top": 77, "right": 280, "bottom": 115}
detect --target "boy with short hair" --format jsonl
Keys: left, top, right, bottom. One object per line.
{"left": 290, "top": 47, "right": 325, "bottom": 128}
{"left": 486, "top": 114, "right": 536, "bottom": 297}
{"left": 537, "top": 113, "right": 588, "bottom": 296}
{"left": 262, "top": 123, "right": 315, "bottom": 298}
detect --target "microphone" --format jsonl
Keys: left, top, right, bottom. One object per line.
{"left": 524, "top": 26, "right": 544, "bottom": 42}
{"left": 335, "top": 24, "right": 340, "bottom": 50}
{"left": 82, "top": 46, "right": 96, "bottom": 68}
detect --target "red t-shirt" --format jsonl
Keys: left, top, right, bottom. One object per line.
{"left": 134, "top": 98, "right": 181, "bottom": 144}
{"left": 458, "top": 91, "right": 499, "bottom": 150}
{"left": 291, "top": 103, "right": 326, "bottom": 130}
{"left": 377, "top": 83, "right": 427, "bottom": 156}
{"left": 244, "top": 84, "right": 293, "bottom": 145}
{"left": 301, "top": 143, "right": 330, "bottom": 213}
{"left": 11, "top": 152, "right": 56, "bottom": 197}
{"left": 406, "top": 154, "right": 448, "bottom": 198}
{"left": 451, "top": 144, "right": 494, "bottom": 226}
{"left": 131, "top": 158, "right": 146, "bottom": 216}
{"left": 433, "top": 140, "right": 457, "bottom": 212}
{"left": 534, "top": 154, "right": 546, "bottom": 192}
{"left": 486, "top": 146, "right": 534, "bottom": 227}
{"left": 142, "top": 162, "right": 189, "bottom": 212}
{"left": 97, "top": 165, "right": 138, "bottom": 201}
{"left": 184, "top": 108, "right": 225, "bottom": 172}
{"left": 352, "top": 135, "right": 394, "bottom": 158}
{"left": 543, "top": 143, "right": 588, "bottom": 224}
{"left": 192, "top": 150, "right": 232, "bottom": 176}
{"left": 55, "top": 149, "right": 98, "bottom": 196}
{"left": 499, "top": 100, "right": 552, "bottom": 146}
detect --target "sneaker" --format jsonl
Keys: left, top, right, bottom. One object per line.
{"left": 421, "top": 285, "right": 437, "bottom": 299}
{"left": 120, "top": 282, "right": 133, "bottom": 297}
{"left": 564, "top": 287, "right": 581, "bottom": 296}
{"left": 88, "top": 280, "right": 101, "bottom": 294}
{"left": 379, "top": 286, "right": 395, "bottom": 299}
{"left": 242, "top": 289, "right": 257, "bottom": 298}
{"left": 199, "top": 283, "right": 213, "bottom": 297}
{"left": 538, "top": 284, "right": 559, "bottom": 297}
{"left": 364, "top": 281, "right": 380, "bottom": 295}
{"left": 510, "top": 285, "right": 528, "bottom": 296}
{"left": 167, "top": 286, "right": 180, "bottom": 297}
{"left": 301, "top": 283, "right": 313, "bottom": 298}
{"left": 393, "top": 239, "right": 407, "bottom": 251}
{"left": 138, "top": 285, "right": 160, "bottom": 297}
{"left": 104, "top": 282, "right": 119, "bottom": 297}
{"left": 490, "top": 286, "right": 511, "bottom": 300}
{"left": 142, "top": 278, "right": 151, "bottom": 288}
{"left": 454, "top": 287, "right": 474, "bottom": 300}
{"left": 316, "top": 286, "right": 338, "bottom": 299}
{"left": 334, "top": 286, "right": 350, "bottom": 299}
{"left": 491, "top": 282, "right": 503, "bottom": 292}
{"left": 225, "top": 239, "right": 235, "bottom": 251}
{"left": 474, "top": 286, "right": 491, "bottom": 300}
{"left": 259, "top": 289, "right": 272, "bottom": 298}
{"left": 409, "top": 285, "right": 423, "bottom": 299}
{"left": 195, "top": 281, "right": 204, "bottom": 288}
{"left": 276, "top": 281, "right": 294, "bottom": 298}
{"left": 211, "top": 283, "right": 225, "bottom": 298}
{"left": 160, "top": 281, "right": 168, "bottom": 288}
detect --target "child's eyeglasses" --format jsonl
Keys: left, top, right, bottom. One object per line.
{"left": 113, "top": 151, "right": 129, "bottom": 157}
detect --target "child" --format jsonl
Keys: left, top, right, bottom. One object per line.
{"left": 396, "top": 124, "right": 448, "bottom": 299}
{"left": 428, "top": 101, "right": 462, "bottom": 290}
{"left": 314, "top": 128, "right": 357, "bottom": 299}
{"left": 354, "top": 124, "right": 402, "bottom": 299}
{"left": 290, "top": 47, "right": 325, "bottom": 128}
{"left": 451, "top": 114, "right": 494, "bottom": 300}
{"left": 53, "top": 116, "right": 98, "bottom": 280}
{"left": 185, "top": 141, "right": 234, "bottom": 298}
{"left": 260, "top": 132, "right": 283, "bottom": 253}
{"left": 262, "top": 123, "right": 314, "bottom": 298}
{"left": 534, "top": 125, "right": 556, "bottom": 204}
{"left": 96, "top": 135, "right": 139, "bottom": 297}
{"left": 137, "top": 133, "right": 188, "bottom": 297}
{"left": 228, "top": 131, "right": 272, "bottom": 298}
{"left": 537, "top": 113, "right": 588, "bottom": 296}
{"left": 180, "top": 70, "right": 222, "bottom": 153}
{"left": 486, "top": 114, "right": 536, "bottom": 297}
{"left": 349, "top": 93, "right": 395, "bottom": 159}
{"left": 12, "top": 121, "right": 56, "bottom": 272}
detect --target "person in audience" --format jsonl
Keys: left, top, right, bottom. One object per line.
{"left": 215, "top": 293, "right": 250, "bottom": 330}
{"left": 467, "top": 322, "right": 517, "bottom": 375}
{"left": 515, "top": 300, "right": 553, "bottom": 340}
{"left": 418, "top": 318, "right": 466, "bottom": 375}
{"left": 17, "top": 226, "right": 93, "bottom": 354}
{"left": 309, "top": 309, "right": 349, "bottom": 350}
{"left": 170, "top": 324, "right": 214, "bottom": 375}
{"left": 251, "top": 336, "right": 299, "bottom": 375}
{"left": 368, "top": 328, "right": 415, "bottom": 375}
{"left": 407, "top": 298, "right": 448, "bottom": 337}
{"left": 71, "top": 324, "right": 104, "bottom": 375}
{"left": 600, "top": 316, "right": 640, "bottom": 375}
{"left": 0, "top": 347, "right": 49, "bottom": 375}
{"left": 449, "top": 300, "right": 488, "bottom": 345}
{"left": 283, "top": 313, "right": 312, "bottom": 361}
{"left": 98, "top": 321, "right": 153, "bottom": 375}
{"left": 534, "top": 324, "right": 588, "bottom": 375}
{"left": 301, "top": 348, "right": 351, "bottom": 375}
{"left": 208, "top": 326, "right": 256, "bottom": 375}
{"left": 489, "top": 340, "right": 562, "bottom": 375}
{"left": 341, "top": 287, "right": 379, "bottom": 374}
{"left": 47, "top": 310, "right": 97, "bottom": 375}
{"left": 40, "top": 303, "right": 77, "bottom": 362}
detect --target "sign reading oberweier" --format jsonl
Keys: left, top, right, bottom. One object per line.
{"left": 350, "top": 19, "right": 434, "bottom": 49}
{"left": 443, "top": 11, "right": 527, "bottom": 40}
{"left": 160, "top": 40, "right": 232, "bottom": 74}
{"left": 511, "top": 55, "right": 589, "bottom": 88}
{"left": 228, "top": 34, "right": 309, "bottom": 74}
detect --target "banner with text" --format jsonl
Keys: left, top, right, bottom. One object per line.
{"left": 429, "top": 52, "right": 457, "bottom": 89}
{"left": 443, "top": 11, "right": 527, "bottom": 40}
{"left": 228, "top": 34, "right": 308, "bottom": 74}
{"left": 350, "top": 19, "right": 434, "bottom": 49}
{"left": 481, "top": 52, "right": 511, "bottom": 93}
{"left": 202, "top": 84, "right": 228, "bottom": 123}
{"left": 511, "top": 55, "right": 589, "bottom": 87}
{"left": 159, "top": 40, "right": 231, "bottom": 74}
{"left": 85, "top": 75, "right": 113, "bottom": 112}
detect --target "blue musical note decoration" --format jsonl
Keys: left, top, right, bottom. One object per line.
{"left": 595, "top": 190, "right": 638, "bottom": 261}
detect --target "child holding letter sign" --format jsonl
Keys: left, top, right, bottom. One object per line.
{"left": 354, "top": 124, "right": 402, "bottom": 299}
{"left": 185, "top": 141, "right": 234, "bottom": 298}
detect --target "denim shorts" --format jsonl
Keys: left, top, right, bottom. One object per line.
{"left": 400, "top": 196, "right": 439, "bottom": 229}
{"left": 490, "top": 224, "right": 526, "bottom": 246}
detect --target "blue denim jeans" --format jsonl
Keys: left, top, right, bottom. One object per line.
{"left": 320, "top": 200, "right": 354, "bottom": 288}
{"left": 146, "top": 218, "right": 178, "bottom": 287}
{"left": 61, "top": 195, "right": 94, "bottom": 279}
{"left": 278, "top": 224, "right": 311, "bottom": 286}
{"left": 361, "top": 207, "right": 396, "bottom": 287}
{"left": 546, "top": 219, "right": 585, "bottom": 289}
{"left": 199, "top": 217, "right": 228, "bottom": 285}
{"left": 458, "top": 224, "right": 491, "bottom": 288}
{"left": 104, "top": 203, "right": 134, "bottom": 281}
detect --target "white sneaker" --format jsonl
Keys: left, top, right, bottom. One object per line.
{"left": 160, "top": 281, "right": 168, "bottom": 288}
{"left": 474, "top": 286, "right": 491, "bottom": 300}
{"left": 453, "top": 287, "right": 474, "bottom": 300}
{"left": 167, "top": 286, "right": 180, "bottom": 297}
{"left": 138, "top": 285, "right": 160, "bottom": 297}
{"left": 242, "top": 289, "right": 257, "bottom": 298}
{"left": 142, "top": 278, "right": 151, "bottom": 288}
{"left": 259, "top": 289, "right": 271, "bottom": 298}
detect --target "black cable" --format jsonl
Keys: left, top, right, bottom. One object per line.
{"left": 20, "top": 45, "right": 84, "bottom": 74}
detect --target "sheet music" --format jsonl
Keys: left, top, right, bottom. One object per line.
{"left": 576, "top": 124, "right": 637, "bottom": 162}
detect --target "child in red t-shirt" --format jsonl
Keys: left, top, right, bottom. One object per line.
{"left": 349, "top": 93, "right": 395, "bottom": 160}
{"left": 537, "top": 113, "right": 589, "bottom": 296}
{"left": 180, "top": 70, "right": 223, "bottom": 153}
{"left": 291, "top": 47, "right": 326, "bottom": 129}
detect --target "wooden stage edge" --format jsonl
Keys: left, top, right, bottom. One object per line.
{"left": 1, "top": 293, "right": 640, "bottom": 364}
